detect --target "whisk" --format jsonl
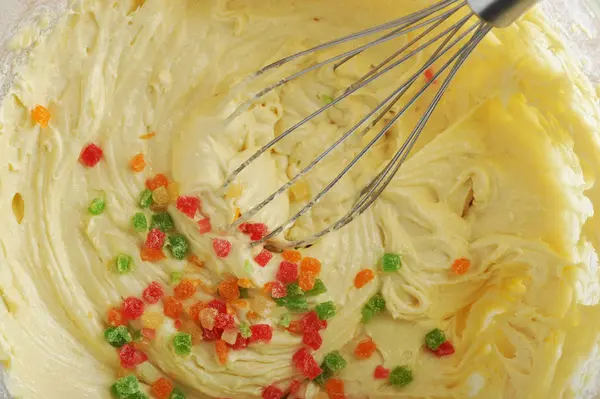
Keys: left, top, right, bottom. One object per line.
{"left": 223, "top": 0, "right": 539, "bottom": 249}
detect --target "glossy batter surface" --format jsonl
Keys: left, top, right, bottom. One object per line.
{"left": 1, "top": 0, "right": 600, "bottom": 398}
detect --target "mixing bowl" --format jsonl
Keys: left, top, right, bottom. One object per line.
{"left": 0, "top": 0, "right": 599, "bottom": 398}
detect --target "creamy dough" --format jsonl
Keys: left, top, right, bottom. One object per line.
{"left": 1, "top": 0, "right": 600, "bottom": 398}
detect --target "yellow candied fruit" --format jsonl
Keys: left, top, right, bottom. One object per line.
{"left": 31, "top": 105, "right": 51, "bottom": 128}
{"left": 152, "top": 186, "right": 170, "bottom": 206}
{"left": 167, "top": 182, "right": 180, "bottom": 202}
{"left": 289, "top": 180, "right": 310, "bottom": 201}
{"left": 141, "top": 311, "right": 164, "bottom": 329}
{"left": 250, "top": 295, "right": 274, "bottom": 317}
{"left": 225, "top": 183, "right": 243, "bottom": 199}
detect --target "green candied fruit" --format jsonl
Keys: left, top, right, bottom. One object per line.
{"left": 323, "top": 351, "right": 347, "bottom": 373}
{"left": 104, "top": 325, "right": 132, "bottom": 348}
{"left": 89, "top": 197, "right": 106, "bottom": 215}
{"left": 111, "top": 375, "right": 139, "bottom": 398}
{"left": 286, "top": 283, "right": 304, "bottom": 297}
{"left": 169, "top": 388, "right": 186, "bottom": 399}
{"left": 127, "top": 392, "right": 149, "bottom": 399}
{"left": 139, "top": 189, "right": 153, "bottom": 208}
{"left": 313, "top": 364, "right": 332, "bottom": 385}
{"left": 238, "top": 322, "right": 252, "bottom": 338}
{"left": 273, "top": 296, "right": 308, "bottom": 313}
{"left": 151, "top": 212, "right": 174, "bottom": 232}
{"left": 278, "top": 314, "right": 291, "bottom": 328}
{"left": 389, "top": 366, "right": 413, "bottom": 387}
{"left": 115, "top": 254, "right": 133, "bottom": 274}
{"left": 173, "top": 332, "right": 192, "bottom": 356}
{"left": 361, "top": 293, "right": 386, "bottom": 323}
{"left": 381, "top": 253, "right": 402, "bottom": 272}
{"left": 170, "top": 271, "right": 182, "bottom": 285}
{"left": 315, "top": 301, "right": 336, "bottom": 321}
{"left": 305, "top": 279, "right": 327, "bottom": 296}
{"left": 425, "top": 328, "right": 446, "bottom": 351}
{"left": 132, "top": 212, "right": 148, "bottom": 232}
{"left": 167, "top": 234, "right": 189, "bottom": 260}
{"left": 239, "top": 287, "right": 249, "bottom": 299}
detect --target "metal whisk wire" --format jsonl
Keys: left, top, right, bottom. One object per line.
{"left": 223, "top": 1, "right": 494, "bottom": 249}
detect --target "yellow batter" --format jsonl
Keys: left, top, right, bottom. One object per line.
{"left": 1, "top": 0, "right": 600, "bottom": 398}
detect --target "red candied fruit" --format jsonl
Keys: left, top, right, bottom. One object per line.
{"left": 227, "top": 334, "right": 249, "bottom": 351}
{"left": 145, "top": 228, "right": 166, "bottom": 250}
{"left": 249, "top": 324, "right": 273, "bottom": 343}
{"left": 292, "top": 348, "right": 322, "bottom": 380}
{"left": 198, "top": 218, "right": 212, "bottom": 234}
{"left": 79, "top": 143, "right": 103, "bottom": 167}
{"left": 142, "top": 281, "right": 164, "bottom": 304}
{"left": 214, "top": 313, "right": 235, "bottom": 330}
{"left": 432, "top": 341, "right": 455, "bottom": 357}
{"left": 176, "top": 196, "right": 200, "bottom": 218}
{"left": 262, "top": 385, "right": 284, "bottom": 399}
{"left": 163, "top": 296, "right": 183, "bottom": 319}
{"left": 270, "top": 281, "right": 287, "bottom": 299}
{"left": 288, "top": 379, "right": 301, "bottom": 395}
{"left": 254, "top": 249, "right": 273, "bottom": 267}
{"left": 300, "top": 311, "right": 327, "bottom": 332}
{"left": 207, "top": 299, "right": 227, "bottom": 314}
{"left": 146, "top": 174, "right": 168, "bottom": 190}
{"left": 373, "top": 365, "right": 390, "bottom": 379}
{"left": 119, "top": 343, "right": 147, "bottom": 369}
{"left": 302, "top": 329, "right": 322, "bottom": 350}
{"left": 121, "top": 297, "right": 145, "bottom": 320}
{"left": 151, "top": 378, "right": 173, "bottom": 399}
{"left": 243, "top": 223, "right": 268, "bottom": 241}
{"left": 276, "top": 261, "right": 298, "bottom": 284}
{"left": 202, "top": 327, "right": 223, "bottom": 341}
{"left": 213, "top": 238, "right": 232, "bottom": 258}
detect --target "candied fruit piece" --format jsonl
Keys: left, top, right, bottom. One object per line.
{"left": 152, "top": 186, "right": 170, "bottom": 207}
{"left": 119, "top": 343, "right": 147, "bottom": 369}
{"left": 141, "top": 246, "right": 165, "bottom": 262}
{"left": 282, "top": 250, "right": 302, "bottom": 263}
{"left": 173, "top": 332, "right": 192, "bottom": 356}
{"left": 425, "top": 328, "right": 446, "bottom": 351}
{"left": 212, "top": 238, "right": 232, "bottom": 258}
{"left": 238, "top": 322, "right": 252, "bottom": 339}
{"left": 88, "top": 197, "right": 106, "bottom": 215}
{"left": 354, "top": 337, "right": 377, "bottom": 359}
{"left": 139, "top": 189, "right": 153, "bottom": 208}
{"left": 198, "top": 218, "right": 212, "bottom": 234}
{"left": 150, "top": 212, "right": 174, "bottom": 232}
{"left": 132, "top": 212, "right": 148, "bottom": 232}
{"left": 381, "top": 253, "right": 402, "bottom": 272}
{"left": 199, "top": 308, "right": 218, "bottom": 330}
{"left": 115, "top": 254, "right": 133, "bottom": 274}
{"left": 288, "top": 379, "right": 301, "bottom": 395}
{"left": 302, "top": 329, "right": 322, "bottom": 350}
{"left": 244, "top": 223, "right": 268, "bottom": 241}
{"left": 389, "top": 366, "right": 412, "bottom": 387}
{"left": 167, "top": 234, "right": 189, "bottom": 260}
{"left": 163, "top": 296, "right": 183, "bottom": 319}
{"left": 228, "top": 333, "right": 249, "bottom": 350}
{"left": 249, "top": 324, "right": 273, "bottom": 343}
{"left": 151, "top": 378, "right": 173, "bottom": 399}
{"left": 354, "top": 269, "right": 375, "bottom": 289}
{"left": 79, "top": 143, "right": 103, "bottom": 167}
{"left": 176, "top": 196, "right": 200, "bottom": 218}
{"left": 315, "top": 301, "right": 336, "bottom": 320}
{"left": 104, "top": 325, "right": 132, "bottom": 348}
{"left": 174, "top": 279, "right": 196, "bottom": 300}
{"left": 31, "top": 105, "right": 50, "bottom": 127}
{"left": 262, "top": 385, "right": 283, "bottom": 399}
{"left": 111, "top": 375, "right": 139, "bottom": 398}
{"left": 325, "top": 378, "right": 345, "bottom": 399}
{"left": 270, "top": 281, "right": 287, "bottom": 299}
{"left": 431, "top": 341, "right": 455, "bottom": 357}
{"left": 146, "top": 174, "right": 168, "bottom": 190}
{"left": 214, "top": 313, "right": 235, "bottom": 330}
{"left": 130, "top": 153, "right": 146, "bottom": 172}
{"left": 300, "top": 257, "right": 321, "bottom": 275}
{"left": 373, "top": 365, "right": 390, "bottom": 379}
{"left": 218, "top": 278, "right": 240, "bottom": 301}
{"left": 142, "top": 281, "right": 164, "bottom": 304}
{"left": 221, "top": 328, "right": 238, "bottom": 345}
{"left": 215, "top": 339, "right": 229, "bottom": 364}
{"left": 207, "top": 299, "right": 227, "bottom": 314}
{"left": 122, "top": 297, "right": 145, "bottom": 320}
{"left": 276, "top": 261, "right": 298, "bottom": 284}
{"left": 451, "top": 258, "right": 471, "bottom": 275}
{"left": 323, "top": 351, "right": 347, "bottom": 373}
{"left": 298, "top": 271, "right": 316, "bottom": 291}
{"left": 254, "top": 249, "right": 273, "bottom": 267}
{"left": 300, "top": 311, "right": 327, "bottom": 332}
{"left": 305, "top": 279, "right": 327, "bottom": 296}
{"left": 145, "top": 228, "right": 166, "bottom": 250}
{"left": 361, "top": 293, "right": 386, "bottom": 323}
{"left": 108, "top": 307, "right": 125, "bottom": 327}
{"left": 292, "top": 348, "right": 322, "bottom": 380}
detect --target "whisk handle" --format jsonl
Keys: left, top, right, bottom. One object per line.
{"left": 468, "top": 0, "right": 540, "bottom": 28}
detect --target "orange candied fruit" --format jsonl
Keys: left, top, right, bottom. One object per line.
{"left": 146, "top": 173, "right": 169, "bottom": 190}
{"left": 130, "top": 153, "right": 146, "bottom": 172}
{"left": 187, "top": 254, "right": 204, "bottom": 268}
{"left": 107, "top": 307, "right": 125, "bottom": 327}
{"left": 354, "top": 269, "right": 375, "bottom": 289}
{"left": 282, "top": 249, "right": 302, "bottom": 263}
{"left": 163, "top": 296, "right": 183, "bottom": 319}
{"left": 141, "top": 246, "right": 166, "bottom": 262}
{"left": 215, "top": 339, "right": 229, "bottom": 365}
{"left": 451, "top": 258, "right": 471, "bottom": 275}
{"left": 237, "top": 278, "right": 254, "bottom": 288}
{"left": 354, "top": 337, "right": 377, "bottom": 359}
{"left": 325, "top": 378, "right": 345, "bottom": 398}
{"left": 218, "top": 278, "right": 240, "bottom": 301}
{"left": 301, "top": 257, "right": 321, "bottom": 275}
{"left": 139, "top": 132, "right": 156, "bottom": 140}
{"left": 298, "top": 271, "right": 316, "bottom": 291}
{"left": 287, "top": 320, "right": 303, "bottom": 335}
{"left": 174, "top": 279, "right": 197, "bottom": 300}
{"left": 151, "top": 377, "right": 173, "bottom": 399}
{"left": 186, "top": 301, "right": 206, "bottom": 321}
{"left": 246, "top": 311, "right": 259, "bottom": 320}
{"left": 230, "top": 299, "right": 249, "bottom": 309}
{"left": 31, "top": 105, "right": 51, "bottom": 128}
